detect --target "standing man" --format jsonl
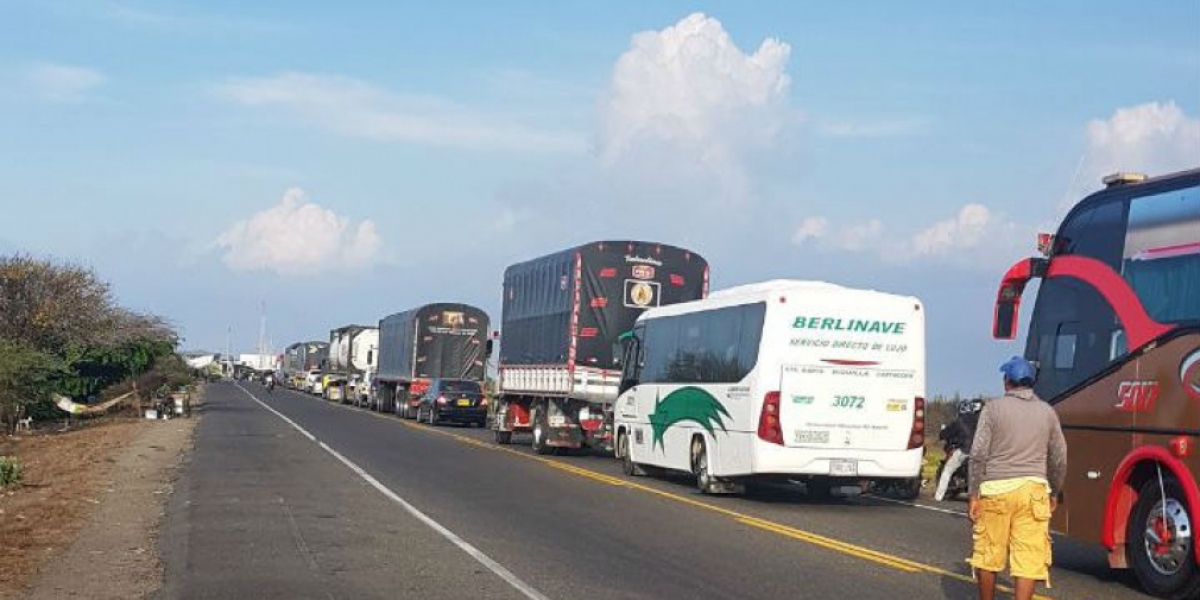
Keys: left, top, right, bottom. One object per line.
{"left": 968, "top": 356, "right": 1067, "bottom": 600}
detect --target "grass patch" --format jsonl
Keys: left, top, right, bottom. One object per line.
{"left": 0, "top": 455, "right": 21, "bottom": 488}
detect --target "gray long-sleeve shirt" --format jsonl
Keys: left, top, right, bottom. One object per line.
{"left": 968, "top": 387, "right": 1068, "bottom": 497}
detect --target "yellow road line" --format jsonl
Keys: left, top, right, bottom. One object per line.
{"left": 343, "top": 403, "right": 1051, "bottom": 599}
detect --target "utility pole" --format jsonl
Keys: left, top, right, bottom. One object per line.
{"left": 258, "top": 300, "right": 268, "bottom": 371}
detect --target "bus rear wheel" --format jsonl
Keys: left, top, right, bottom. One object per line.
{"left": 1128, "top": 476, "right": 1200, "bottom": 600}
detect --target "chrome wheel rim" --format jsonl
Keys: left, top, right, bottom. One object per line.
{"left": 1143, "top": 497, "right": 1193, "bottom": 576}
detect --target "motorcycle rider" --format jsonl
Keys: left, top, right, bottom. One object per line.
{"left": 935, "top": 397, "right": 984, "bottom": 501}
{"left": 266, "top": 373, "right": 276, "bottom": 393}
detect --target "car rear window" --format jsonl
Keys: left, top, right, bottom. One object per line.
{"left": 441, "top": 381, "right": 481, "bottom": 393}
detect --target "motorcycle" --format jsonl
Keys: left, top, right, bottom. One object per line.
{"left": 266, "top": 378, "right": 276, "bottom": 394}
{"left": 934, "top": 442, "right": 969, "bottom": 501}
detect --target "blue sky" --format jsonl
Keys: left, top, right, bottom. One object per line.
{"left": 2, "top": 0, "right": 1198, "bottom": 395}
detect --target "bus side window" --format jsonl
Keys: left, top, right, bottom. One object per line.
{"left": 1110, "top": 329, "right": 1127, "bottom": 361}
{"left": 1029, "top": 276, "right": 1117, "bottom": 400}
{"left": 1054, "top": 329, "right": 1077, "bottom": 370}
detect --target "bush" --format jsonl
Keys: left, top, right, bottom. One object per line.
{"left": 0, "top": 455, "right": 22, "bottom": 488}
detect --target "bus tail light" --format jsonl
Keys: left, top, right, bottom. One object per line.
{"left": 907, "top": 396, "right": 926, "bottom": 450}
{"left": 758, "top": 391, "right": 784, "bottom": 446}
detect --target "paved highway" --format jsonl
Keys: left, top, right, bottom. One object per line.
{"left": 157, "top": 382, "right": 1150, "bottom": 599}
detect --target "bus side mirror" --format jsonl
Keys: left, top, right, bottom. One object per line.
{"left": 994, "top": 301, "right": 1017, "bottom": 340}
{"left": 485, "top": 339, "right": 494, "bottom": 357}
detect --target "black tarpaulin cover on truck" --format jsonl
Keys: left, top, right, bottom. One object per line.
{"left": 500, "top": 241, "right": 708, "bottom": 369}
{"left": 377, "top": 303, "right": 489, "bottom": 382}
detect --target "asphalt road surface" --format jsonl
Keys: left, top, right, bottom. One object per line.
{"left": 157, "top": 382, "right": 1152, "bottom": 599}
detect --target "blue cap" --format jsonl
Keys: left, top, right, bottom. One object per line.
{"left": 1000, "top": 356, "right": 1036, "bottom": 383}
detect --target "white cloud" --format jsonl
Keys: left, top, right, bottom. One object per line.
{"left": 792, "top": 204, "right": 1024, "bottom": 268}
{"left": 215, "top": 72, "right": 584, "bottom": 153}
{"left": 791, "top": 217, "right": 828, "bottom": 245}
{"left": 840, "top": 219, "right": 885, "bottom": 252}
{"left": 215, "top": 188, "right": 383, "bottom": 276}
{"left": 905, "top": 203, "right": 992, "bottom": 258}
{"left": 598, "top": 13, "right": 794, "bottom": 202}
{"left": 27, "top": 62, "right": 105, "bottom": 102}
{"left": 1085, "top": 101, "right": 1200, "bottom": 181}
{"left": 789, "top": 216, "right": 883, "bottom": 252}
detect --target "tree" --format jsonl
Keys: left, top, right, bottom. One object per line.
{"left": 0, "top": 340, "right": 62, "bottom": 432}
{"left": 0, "top": 254, "right": 179, "bottom": 432}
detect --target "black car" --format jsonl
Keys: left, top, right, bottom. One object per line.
{"left": 415, "top": 379, "right": 487, "bottom": 426}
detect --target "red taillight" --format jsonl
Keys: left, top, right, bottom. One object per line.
{"left": 757, "top": 391, "right": 784, "bottom": 445}
{"left": 436, "top": 395, "right": 448, "bottom": 405}
{"left": 908, "top": 396, "right": 925, "bottom": 449}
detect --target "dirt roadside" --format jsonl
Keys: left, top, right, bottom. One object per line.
{"left": 0, "top": 408, "right": 197, "bottom": 600}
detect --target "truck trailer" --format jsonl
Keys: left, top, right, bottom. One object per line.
{"left": 371, "top": 303, "right": 489, "bottom": 417}
{"left": 492, "top": 240, "right": 708, "bottom": 454}
{"left": 282, "top": 341, "right": 329, "bottom": 390}
{"left": 323, "top": 325, "right": 379, "bottom": 403}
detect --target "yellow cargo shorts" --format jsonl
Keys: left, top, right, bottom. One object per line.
{"left": 969, "top": 482, "right": 1053, "bottom": 581}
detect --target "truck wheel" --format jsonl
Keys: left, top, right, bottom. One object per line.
{"left": 531, "top": 408, "right": 552, "bottom": 455}
{"left": 691, "top": 437, "right": 714, "bottom": 494}
{"left": 1128, "top": 476, "right": 1200, "bottom": 599}
{"left": 618, "top": 431, "right": 644, "bottom": 477}
{"left": 495, "top": 429, "right": 512, "bottom": 445}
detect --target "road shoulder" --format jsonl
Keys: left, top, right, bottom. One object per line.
{"left": 21, "top": 415, "right": 196, "bottom": 600}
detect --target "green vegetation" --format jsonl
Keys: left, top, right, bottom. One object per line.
{"left": 0, "top": 455, "right": 21, "bottom": 488}
{"left": 0, "top": 255, "right": 181, "bottom": 433}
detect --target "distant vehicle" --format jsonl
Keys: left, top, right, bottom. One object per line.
{"left": 492, "top": 240, "right": 708, "bottom": 453}
{"left": 283, "top": 341, "right": 328, "bottom": 388}
{"left": 372, "top": 304, "right": 489, "bottom": 418}
{"left": 613, "top": 279, "right": 926, "bottom": 496}
{"left": 991, "top": 168, "right": 1200, "bottom": 598}
{"left": 323, "top": 325, "right": 379, "bottom": 404}
{"left": 304, "top": 370, "right": 325, "bottom": 395}
{"left": 415, "top": 379, "right": 487, "bottom": 426}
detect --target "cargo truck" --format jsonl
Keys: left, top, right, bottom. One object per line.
{"left": 323, "top": 325, "right": 379, "bottom": 403}
{"left": 283, "top": 341, "right": 329, "bottom": 390}
{"left": 372, "top": 303, "right": 489, "bottom": 417}
{"left": 492, "top": 240, "right": 708, "bottom": 454}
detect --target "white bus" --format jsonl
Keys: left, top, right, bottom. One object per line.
{"left": 613, "top": 279, "right": 926, "bottom": 497}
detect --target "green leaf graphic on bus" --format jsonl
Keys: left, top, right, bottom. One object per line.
{"left": 648, "top": 386, "right": 731, "bottom": 450}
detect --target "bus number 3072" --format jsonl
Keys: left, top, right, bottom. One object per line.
{"left": 832, "top": 395, "right": 865, "bottom": 409}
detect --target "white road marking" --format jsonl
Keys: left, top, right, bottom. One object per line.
{"left": 236, "top": 384, "right": 551, "bottom": 600}
{"left": 865, "top": 494, "right": 968, "bottom": 517}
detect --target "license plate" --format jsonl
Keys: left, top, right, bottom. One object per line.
{"left": 829, "top": 459, "right": 858, "bottom": 477}
{"left": 456, "top": 398, "right": 471, "bottom": 407}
